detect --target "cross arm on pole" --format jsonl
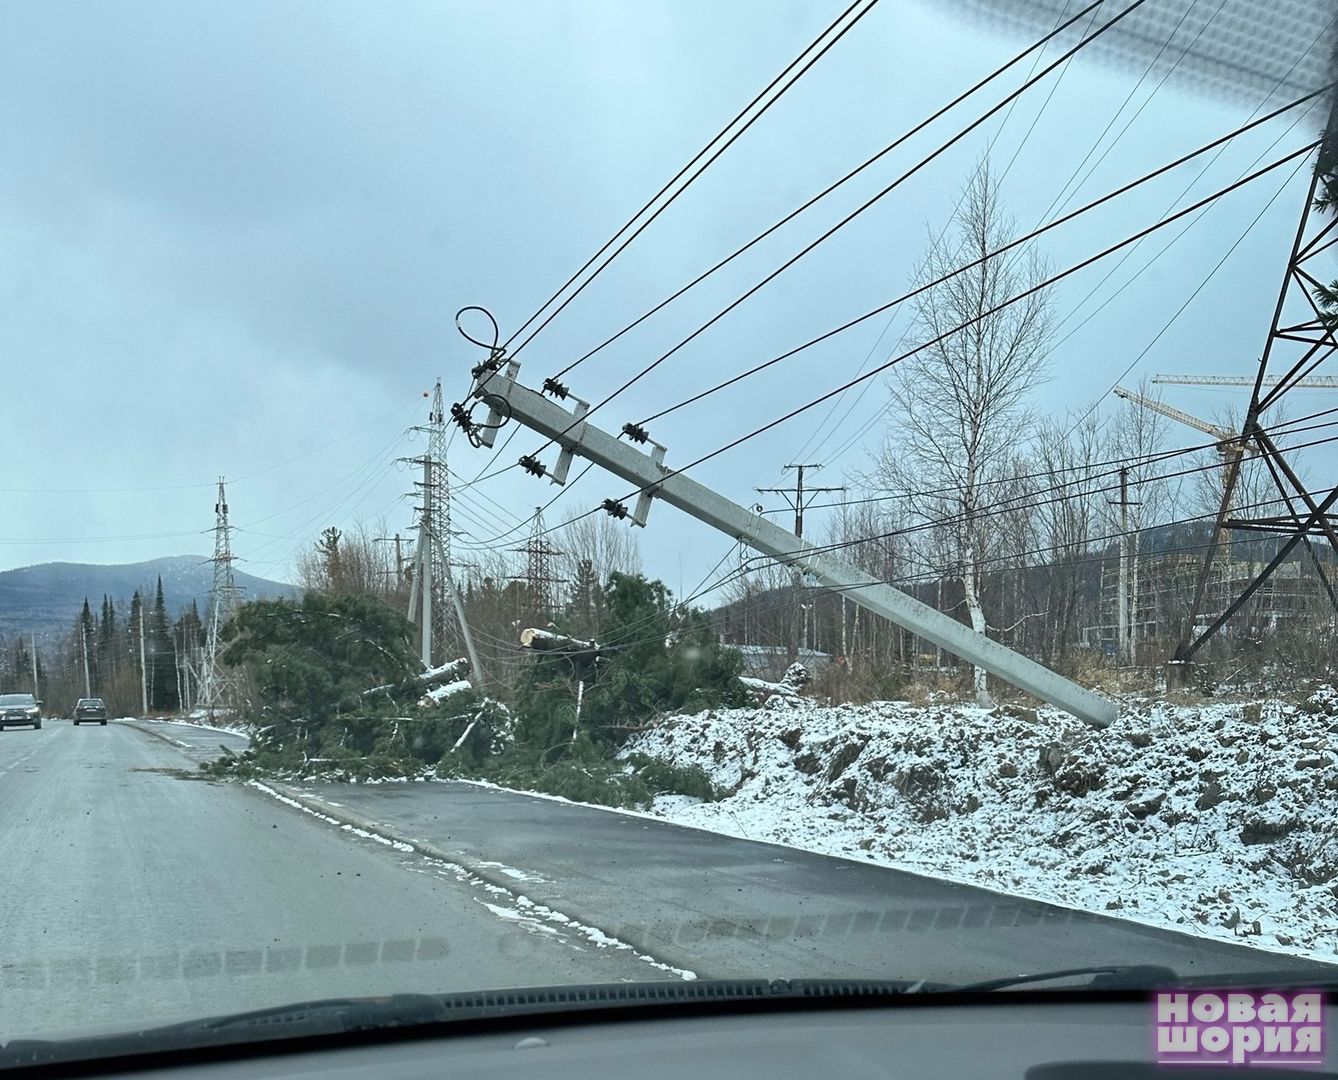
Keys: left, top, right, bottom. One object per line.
{"left": 468, "top": 362, "right": 1118, "bottom": 728}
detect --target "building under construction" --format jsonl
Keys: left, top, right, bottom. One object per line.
{"left": 1086, "top": 546, "right": 1338, "bottom": 662}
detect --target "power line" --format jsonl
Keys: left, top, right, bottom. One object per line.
{"left": 638, "top": 126, "right": 1322, "bottom": 428}
{"left": 809, "top": 26, "right": 1335, "bottom": 472}
{"left": 592, "top": 142, "right": 1316, "bottom": 509}
{"left": 779, "top": 0, "right": 1108, "bottom": 471}
{"left": 743, "top": 426, "right": 1338, "bottom": 567}
{"left": 453, "top": 0, "right": 1129, "bottom": 499}
{"left": 762, "top": 405, "right": 1338, "bottom": 516}
{"left": 504, "top": 0, "right": 878, "bottom": 358}
{"left": 525, "top": 0, "right": 1152, "bottom": 461}
{"left": 1034, "top": 0, "right": 1214, "bottom": 224}
{"left": 451, "top": 142, "right": 1317, "bottom": 557}
{"left": 784, "top": 483, "right": 1338, "bottom": 602}
{"left": 548, "top": 0, "right": 1114, "bottom": 383}
{"left": 995, "top": 0, "right": 1109, "bottom": 186}
{"left": 1064, "top": 151, "right": 1312, "bottom": 431}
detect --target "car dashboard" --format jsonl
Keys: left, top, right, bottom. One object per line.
{"left": 8, "top": 994, "right": 1336, "bottom": 1080}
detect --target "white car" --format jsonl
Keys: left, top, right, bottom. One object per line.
{"left": 0, "top": 693, "right": 42, "bottom": 730}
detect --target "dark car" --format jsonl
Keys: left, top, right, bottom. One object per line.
{"left": 73, "top": 697, "right": 108, "bottom": 725}
{"left": 0, "top": 693, "right": 42, "bottom": 730}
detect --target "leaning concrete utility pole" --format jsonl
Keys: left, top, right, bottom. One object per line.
{"left": 460, "top": 360, "right": 1118, "bottom": 728}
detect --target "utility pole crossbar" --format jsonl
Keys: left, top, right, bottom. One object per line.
{"left": 468, "top": 362, "right": 1118, "bottom": 728}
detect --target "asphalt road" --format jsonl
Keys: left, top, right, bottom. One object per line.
{"left": 8, "top": 717, "right": 1329, "bottom": 1045}
{"left": 288, "top": 779, "right": 1336, "bottom": 986}
{"left": 0, "top": 721, "right": 670, "bottom": 1043}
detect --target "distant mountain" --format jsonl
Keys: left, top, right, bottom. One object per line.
{"left": 0, "top": 556, "right": 300, "bottom": 643}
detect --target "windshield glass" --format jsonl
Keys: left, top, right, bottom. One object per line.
{"left": 2, "top": 0, "right": 1336, "bottom": 1065}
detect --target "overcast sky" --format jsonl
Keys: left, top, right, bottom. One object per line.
{"left": 2, "top": 0, "right": 1334, "bottom": 602}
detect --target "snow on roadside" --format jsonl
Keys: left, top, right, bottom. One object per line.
{"left": 623, "top": 689, "right": 1338, "bottom": 964}
{"left": 168, "top": 711, "right": 253, "bottom": 739}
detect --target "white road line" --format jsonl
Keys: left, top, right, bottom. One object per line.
{"left": 247, "top": 781, "right": 697, "bottom": 982}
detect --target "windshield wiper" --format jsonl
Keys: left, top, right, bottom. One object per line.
{"left": 0, "top": 994, "right": 453, "bottom": 1068}
{"left": 941, "top": 964, "right": 1180, "bottom": 993}
{"left": 941, "top": 963, "right": 1338, "bottom": 994}
{"left": 0, "top": 980, "right": 928, "bottom": 1068}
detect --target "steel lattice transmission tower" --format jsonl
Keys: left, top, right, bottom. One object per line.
{"left": 513, "top": 507, "right": 565, "bottom": 625}
{"left": 426, "top": 381, "right": 453, "bottom": 659}
{"left": 200, "top": 477, "right": 241, "bottom": 716}
{"left": 1172, "top": 98, "right": 1338, "bottom": 672}
{"left": 407, "top": 381, "right": 483, "bottom": 677}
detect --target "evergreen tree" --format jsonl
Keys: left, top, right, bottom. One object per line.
{"left": 76, "top": 597, "right": 97, "bottom": 694}
{"left": 317, "top": 527, "right": 343, "bottom": 593}
{"left": 515, "top": 573, "right": 749, "bottom": 759}
{"left": 567, "top": 558, "right": 601, "bottom": 637}
{"left": 98, "top": 595, "right": 119, "bottom": 680}
{"left": 12, "top": 639, "right": 33, "bottom": 695}
{"left": 220, "top": 592, "right": 416, "bottom": 722}
{"left": 128, "top": 590, "right": 144, "bottom": 708}
{"left": 149, "top": 577, "right": 179, "bottom": 711}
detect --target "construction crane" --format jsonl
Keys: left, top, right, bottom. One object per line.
{"left": 1112, "top": 385, "right": 1244, "bottom": 457}
{"left": 1152, "top": 374, "right": 1338, "bottom": 389}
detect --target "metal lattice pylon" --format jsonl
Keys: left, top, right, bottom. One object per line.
{"left": 407, "top": 380, "right": 483, "bottom": 673}
{"left": 513, "top": 508, "right": 565, "bottom": 625}
{"left": 426, "top": 381, "right": 453, "bottom": 660}
{"left": 1173, "top": 104, "right": 1338, "bottom": 666}
{"left": 200, "top": 477, "right": 242, "bottom": 715}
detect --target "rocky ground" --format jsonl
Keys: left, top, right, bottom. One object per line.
{"left": 624, "top": 686, "right": 1338, "bottom": 963}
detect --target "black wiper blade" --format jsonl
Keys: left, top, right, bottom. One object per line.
{"left": 0, "top": 979, "right": 935, "bottom": 1068}
{"left": 941, "top": 964, "right": 1180, "bottom": 993}
{"left": 0, "top": 994, "right": 450, "bottom": 1068}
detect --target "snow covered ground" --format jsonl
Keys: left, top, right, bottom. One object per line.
{"left": 624, "top": 687, "right": 1338, "bottom": 964}
{"left": 165, "top": 711, "right": 252, "bottom": 739}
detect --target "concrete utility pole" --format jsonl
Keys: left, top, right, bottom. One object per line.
{"left": 409, "top": 454, "right": 435, "bottom": 667}
{"left": 758, "top": 464, "right": 843, "bottom": 663}
{"left": 29, "top": 636, "right": 39, "bottom": 698}
{"left": 438, "top": 538, "right": 484, "bottom": 687}
{"left": 1109, "top": 468, "right": 1140, "bottom": 665}
{"left": 464, "top": 362, "right": 1118, "bottom": 727}
{"left": 138, "top": 605, "right": 148, "bottom": 716}
{"left": 80, "top": 622, "right": 91, "bottom": 698}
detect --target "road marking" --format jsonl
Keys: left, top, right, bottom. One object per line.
{"left": 248, "top": 781, "right": 697, "bottom": 981}
{"left": 0, "top": 738, "right": 49, "bottom": 779}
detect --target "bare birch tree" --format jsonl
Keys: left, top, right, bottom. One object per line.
{"left": 874, "top": 157, "right": 1053, "bottom": 705}
{"left": 556, "top": 510, "right": 643, "bottom": 588}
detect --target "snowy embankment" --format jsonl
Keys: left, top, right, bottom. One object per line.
{"left": 624, "top": 688, "right": 1338, "bottom": 963}
{"left": 166, "top": 710, "right": 251, "bottom": 739}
